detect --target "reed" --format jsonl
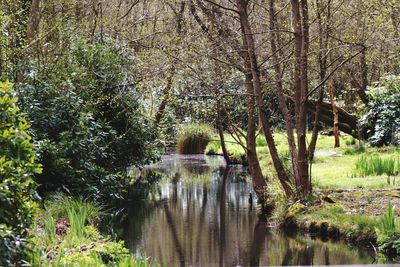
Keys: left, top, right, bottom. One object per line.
{"left": 379, "top": 201, "right": 397, "bottom": 236}
{"left": 353, "top": 155, "right": 400, "bottom": 178}
{"left": 43, "top": 213, "right": 56, "bottom": 246}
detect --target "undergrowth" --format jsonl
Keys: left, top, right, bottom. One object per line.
{"left": 29, "top": 196, "right": 158, "bottom": 266}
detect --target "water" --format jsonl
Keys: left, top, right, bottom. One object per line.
{"left": 117, "top": 154, "right": 374, "bottom": 266}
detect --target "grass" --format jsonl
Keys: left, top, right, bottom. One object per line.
{"left": 297, "top": 204, "right": 379, "bottom": 242}
{"left": 354, "top": 155, "right": 400, "bottom": 177}
{"left": 379, "top": 201, "right": 397, "bottom": 236}
{"left": 44, "top": 194, "right": 104, "bottom": 225}
{"left": 30, "top": 196, "right": 159, "bottom": 266}
{"left": 206, "top": 130, "right": 400, "bottom": 190}
{"left": 176, "top": 124, "right": 212, "bottom": 154}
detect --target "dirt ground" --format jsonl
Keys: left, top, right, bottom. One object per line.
{"left": 324, "top": 188, "right": 400, "bottom": 217}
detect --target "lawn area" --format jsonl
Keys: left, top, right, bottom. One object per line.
{"left": 206, "top": 131, "right": 400, "bottom": 190}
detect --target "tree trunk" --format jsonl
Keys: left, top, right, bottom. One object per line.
{"left": 244, "top": 63, "right": 267, "bottom": 200}
{"left": 269, "top": 0, "right": 299, "bottom": 187}
{"left": 237, "top": 0, "right": 294, "bottom": 198}
{"left": 154, "top": 67, "right": 175, "bottom": 124}
{"left": 26, "top": 0, "right": 41, "bottom": 42}
{"left": 154, "top": 2, "right": 185, "bottom": 124}
{"left": 328, "top": 80, "right": 340, "bottom": 147}
{"left": 309, "top": 0, "right": 331, "bottom": 162}
{"left": 217, "top": 108, "right": 231, "bottom": 165}
{"left": 292, "top": 0, "right": 311, "bottom": 198}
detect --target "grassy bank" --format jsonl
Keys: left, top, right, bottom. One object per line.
{"left": 206, "top": 130, "right": 400, "bottom": 260}
{"left": 29, "top": 196, "right": 157, "bottom": 267}
{"left": 206, "top": 132, "right": 400, "bottom": 189}
{"left": 283, "top": 190, "right": 400, "bottom": 262}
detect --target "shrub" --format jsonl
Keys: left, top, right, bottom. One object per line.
{"left": 176, "top": 124, "right": 212, "bottom": 154}
{"left": 17, "top": 38, "right": 160, "bottom": 200}
{"left": 360, "top": 75, "right": 400, "bottom": 146}
{"left": 0, "top": 81, "right": 41, "bottom": 265}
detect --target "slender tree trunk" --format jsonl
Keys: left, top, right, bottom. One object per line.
{"left": 217, "top": 107, "right": 231, "bottom": 165}
{"left": 269, "top": 0, "right": 299, "bottom": 186}
{"left": 26, "top": 0, "right": 40, "bottom": 42}
{"left": 243, "top": 59, "right": 267, "bottom": 200}
{"left": 237, "top": 0, "right": 294, "bottom": 197}
{"left": 358, "top": 48, "right": 369, "bottom": 104}
{"left": 292, "top": 0, "right": 311, "bottom": 198}
{"left": 17, "top": 0, "right": 40, "bottom": 83}
{"left": 154, "top": 67, "right": 175, "bottom": 124}
{"left": 328, "top": 80, "right": 340, "bottom": 147}
{"left": 154, "top": 2, "right": 185, "bottom": 124}
{"left": 309, "top": 0, "right": 331, "bottom": 162}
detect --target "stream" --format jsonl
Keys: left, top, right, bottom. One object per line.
{"left": 116, "top": 154, "right": 375, "bottom": 266}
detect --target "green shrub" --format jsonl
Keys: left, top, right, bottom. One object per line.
{"left": 0, "top": 81, "right": 41, "bottom": 265}
{"left": 360, "top": 75, "right": 400, "bottom": 146}
{"left": 176, "top": 124, "right": 212, "bottom": 154}
{"left": 17, "top": 38, "right": 160, "bottom": 200}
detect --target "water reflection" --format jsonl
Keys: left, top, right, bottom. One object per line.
{"left": 120, "top": 154, "right": 374, "bottom": 266}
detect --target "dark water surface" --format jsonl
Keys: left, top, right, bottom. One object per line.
{"left": 119, "top": 154, "right": 374, "bottom": 266}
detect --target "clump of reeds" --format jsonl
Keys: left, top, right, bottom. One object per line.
{"left": 379, "top": 201, "right": 397, "bottom": 236}
{"left": 176, "top": 124, "right": 212, "bottom": 154}
{"left": 353, "top": 155, "right": 400, "bottom": 178}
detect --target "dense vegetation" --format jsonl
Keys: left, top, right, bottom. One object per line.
{"left": 0, "top": 82, "right": 40, "bottom": 265}
{"left": 0, "top": 0, "right": 399, "bottom": 265}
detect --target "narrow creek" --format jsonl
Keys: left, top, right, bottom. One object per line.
{"left": 115, "top": 154, "right": 375, "bottom": 266}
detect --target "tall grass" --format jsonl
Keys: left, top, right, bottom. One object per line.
{"left": 44, "top": 213, "right": 56, "bottom": 246}
{"left": 379, "top": 201, "right": 397, "bottom": 236}
{"left": 67, "top": 204, "right": 88, "bottom": 240}
{"left": 176, "top": 124, "right": 212, "bottom": 154}
{"left": 45, "top": 194, "right": 104, "bottom": 224}
{"left": 353, "top": 156, "right": 400, "bottom": 177}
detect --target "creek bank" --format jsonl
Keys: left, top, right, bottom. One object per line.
{"left": 281, "top": 189, "right": 400, "bottom": 261}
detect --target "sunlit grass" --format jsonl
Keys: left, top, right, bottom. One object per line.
{"left": 206, "top": 130, "right": 400, "bottom": 190}
{"left": 354, "top": 155, "right": 400, "bottom": 177}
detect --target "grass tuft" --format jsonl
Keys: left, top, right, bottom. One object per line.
{"left": 353, "top": 156, "right": 400, "bottom": 178}
{"left": 176, "top": 124, "right": 212, "bottom": 154}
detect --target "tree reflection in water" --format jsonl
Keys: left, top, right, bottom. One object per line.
{"left": 118, "top": 154, "right": 374, "bottom": 267}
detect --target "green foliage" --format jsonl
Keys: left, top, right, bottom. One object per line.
{"left": 0, "top": 1, "right": 30, "bottom": 80}
{"left": 30, "top": 198, "right": 158, "bottom": 267}
{"left": 44, "top": 195, "right": 103, "bottom": 226}
{"left": 44, "top": 213, "right": 56, "bottom": 246}
{"left": 176, "top": 124, "right": 212, "bottom": 154}
{"left": 17, "top": 38, "right": 160, "bottom": 200}
{"left": 360, "top": 75, "right": 400, "bottom": 147}
{"left": 353, "top": 155, "right": 400, "bottom": 177}
{"left": 376, "top": 201, "right": 400, "bottom": 257}
{"left": 379, "top": 201, "right": 397, "bottom": 236}
{"left": 0, "top": 81, "right": 41, "bottom": 265}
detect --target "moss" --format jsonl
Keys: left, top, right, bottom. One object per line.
{"left": 286, "top": 202, "right": 306, "bottom": 219}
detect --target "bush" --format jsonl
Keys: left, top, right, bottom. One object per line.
{"left": 17, "top": 38, "right": 160, "bottom": 200}
{"left": 360, "top": 75, "right": 400, "bottom": 146}
{"left": 176, "top": 124, "right": 212, "bottom": 154}
{"left": 0, "top": 81, "right": 41, "bottom": 265}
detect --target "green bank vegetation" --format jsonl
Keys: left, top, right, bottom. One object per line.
{"left": 30, "top": 196, "right": 158, "bottom": 267}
